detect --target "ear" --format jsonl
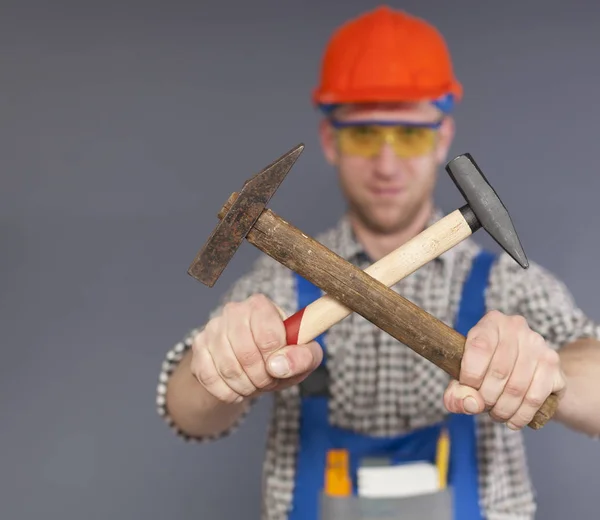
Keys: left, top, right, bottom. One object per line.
{"left": 434, "top": 115, "right": 455, "bottom": 164}
{"left": 318, "top": 118, "right": 338, "bottom": 166}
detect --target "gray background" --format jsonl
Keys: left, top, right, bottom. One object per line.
{"left": 1, "top": 0, "right": 599, "bottom": 519}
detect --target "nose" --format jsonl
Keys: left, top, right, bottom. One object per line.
{"left": 373, "top": 142, "right": 402, "bottom": 179}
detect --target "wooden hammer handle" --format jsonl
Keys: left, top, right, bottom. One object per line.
{"left": 241, "top": 206, "right": 558, "bottom": 430}
{"left": 284, "top": 208, "right": 472, "bottom": 345}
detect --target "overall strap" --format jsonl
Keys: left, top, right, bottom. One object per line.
{"left": 448, "top": 249, "right": 497, "bottom": 520}
{"left": 290, "top": 274, "right": 331, "bottom": 520}
{"left": 296, "top": 274, "right": 327, "bottom": 350}
{"left": 454, "top": 249, "right": 496, "bottom": 336}
{"left": 296, "top": 275, "right": 330, "bottom": 397}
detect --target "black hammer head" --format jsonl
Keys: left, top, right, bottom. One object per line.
{"left": 188, "top": 143, "right": 304, "bottom": 286}
{"left": 446, "top": 153, "right": 529, "bottom": 269}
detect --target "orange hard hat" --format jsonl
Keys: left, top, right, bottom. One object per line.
{"left": 312, "top": 6, "right": 462, "bottom": 111}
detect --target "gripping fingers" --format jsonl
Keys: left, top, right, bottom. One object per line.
{"left": 193, "top": 344, "right": 244, "bottom": 404}
{"left": 489, "top": 345, "right": 537, "bottom": 423}
{"left": 192, "top": 315, "right": 257, "bottom": 402}
{"left": 506, "top": 350, "right": 562, "bottom": 430}
{"left": 477, "top": 326, "right": 519, "bottom": 409}
{"left": 209, "top": 343, "right": 258, "bottom": 398}
{"left": 227, "top": 296, "right": 285, "bottom": 390}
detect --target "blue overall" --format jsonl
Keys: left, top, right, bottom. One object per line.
{"left": 288, "top": 250, "right": 496, "bottom": 520}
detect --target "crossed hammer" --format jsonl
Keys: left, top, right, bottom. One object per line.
{"left": 188, "top": 143, "right": 558, "bottom": 430}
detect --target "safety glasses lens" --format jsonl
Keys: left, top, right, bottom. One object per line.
{"left": 336, "top": 124, "right": 437, "bottom": 158}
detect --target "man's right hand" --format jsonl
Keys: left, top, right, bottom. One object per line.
{"left": 191, "top": 294, "right": 323, "bottom": 404}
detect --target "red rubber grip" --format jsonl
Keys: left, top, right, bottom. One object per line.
{"left": 284, "top": 307, "right": 306, "bottom": 345}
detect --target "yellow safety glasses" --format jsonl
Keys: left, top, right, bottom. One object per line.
{"left": 332, "top": 119, "right": 442, "bottom": 159}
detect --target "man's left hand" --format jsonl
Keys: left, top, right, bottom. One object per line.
{"left": 443, "top": 310, "right": 567, "bottom": 430}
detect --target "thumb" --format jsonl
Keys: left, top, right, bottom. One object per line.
{"left": 443, "top": 379, "right": 486, "bottom": 415}
{"left": 265, "top": 341, "right": 323, "bottom": 379}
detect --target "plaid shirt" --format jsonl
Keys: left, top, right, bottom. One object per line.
{"left": 157, "top": 209, "right": 600, "bottom": 520}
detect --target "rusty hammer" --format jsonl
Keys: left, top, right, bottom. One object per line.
{"left": 187, "top": 143, "right": 558, "bottom": 430}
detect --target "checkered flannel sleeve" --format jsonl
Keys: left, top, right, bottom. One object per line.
{"left": 490, "top": 255, "right": 600, "bottom": 349}
{"left": 156, "top": 255, "right": 290, "bottom": 442}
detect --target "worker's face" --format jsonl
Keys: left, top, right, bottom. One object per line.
{"left": 319, "top": 101, "right": 454, "bottom": 234}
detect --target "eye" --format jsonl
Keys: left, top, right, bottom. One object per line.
{"left": 397, "top": 126, "right": 428, "bottom": 140}
{"left": 348, "top": 125, "right": 379, "bottom": 140}
{"left": 353, "top": 125, "right": 376, "bottom": 135}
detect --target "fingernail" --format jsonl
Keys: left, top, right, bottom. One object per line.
{"left": 463, "top": 397, "right": 479, "bottom": 414}
{"left": 268, "top": 355, "right": 289, "bottom": 377}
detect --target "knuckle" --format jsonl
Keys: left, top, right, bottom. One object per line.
{"left": 453, "top": 393, "right": 467, "bottom": 413}
{"left": 460, "top": 368, "right": 484, "bottom": 386}
{"left": 235, "top": 345, "right": 263, "bottom": 367}
{"left": 237, "top": 384, "right": 257, "bottom": 398}
{"left": 467, "top": 333, "right": 493, "bottom": 352}
{"left": 191, "top": 330, "right": 206, "bottom": 350}
{"left": 248, "top": 293, "right": 271, "bottom": 310}
{"left": 481, "top": 391, "right": 498, "bottom": 408}
{"left": 197, "top": 370, "right": 221, "bottom": 388}
{"left": 489, "top": 366, "right": 510, "bottom": 381}
{"left": 203, "top": 317, "right": 222, "bottom": 338}
{"left": 541, "top": 348, "right": 560, "bottom": 366}
{"left": 522, "top": 333, "right": 547, "bottom": 360}
{"left": 490, "top": 407, "right": 511, "bottom": 422}
{"left": 528, "top": 330, "right": 544, "bottom": 344}
{"left": 504, "top": 381, "right": 526, "bottom": 397}
{"left": 508, "top": 314, "right": 528, "bottom": 328}
{"left": 253, "top": 320, "right": 283, "bottom": 351}
{"left": 524, "top": 393, "right": 545, "bottom": 409}
{"left": 526, "top": 331, "right": 546, "bottom": 352}
{"left": 488, "top": 409, "right": 506, "bottom": 422}
{"left": 446, "top": 395, "right": 459, "bottom": 413}
{"left": 193, "top": 362, "right": 220, "bottom": 387}
{"left": 482, "top": 309, "right": 503, "bottom": 323}
{"left": 255, "top": 328, "right": 281, "bottom": 351}
{"left": 484, "top": 398, "right": 496, "bottom": 410}
{"left": 223, "top": 300, "right": 244, "bottom": 319}
{"left": 219, "top": 361, "right": 244, "bottom": 380}
{"left": 260, "top": 378, "right": 279, "bottom": 392}
{"left": 255, "top": 374, "right": 276, "bottom": 390}
{"left": 514, "top": 408, "right": 535, "bottom": 426}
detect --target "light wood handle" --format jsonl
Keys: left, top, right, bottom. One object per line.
{"left": 284, "top": 209, "right": 472, "bottom": 345}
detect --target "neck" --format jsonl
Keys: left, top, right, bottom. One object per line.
{"left": 349, "top": 201, "right": 434, "bottom": 261}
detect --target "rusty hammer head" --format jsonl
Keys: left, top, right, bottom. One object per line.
{"left": 446, "top": 153, "right": 529, "bottom": 269}
{"left": 187, "top": 143, "right": 304, "bottom": 286}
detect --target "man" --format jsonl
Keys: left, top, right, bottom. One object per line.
{"left": 157, "top": 6, "right": 600, "bottom": 520}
